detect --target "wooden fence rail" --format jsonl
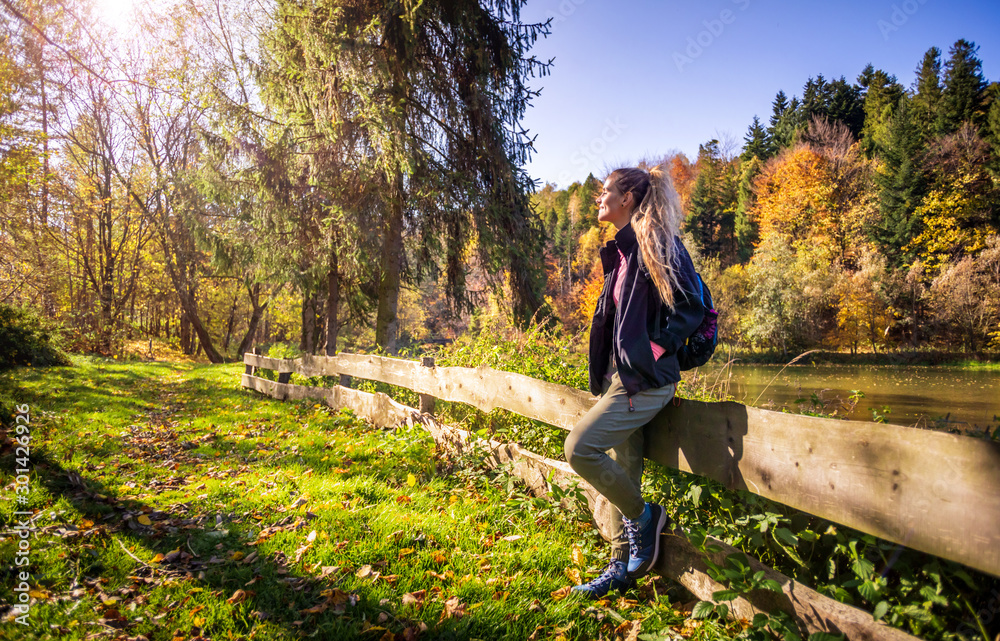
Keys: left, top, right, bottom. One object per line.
{"left": 242, "top": 351, "right": 1000, "bottom": 640}
{"left": 243, "top": 352, "right": 1000, "bottom": 579}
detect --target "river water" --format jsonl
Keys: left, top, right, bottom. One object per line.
{"left": 695, "top": 364, "right": 1000, "bottom": 432}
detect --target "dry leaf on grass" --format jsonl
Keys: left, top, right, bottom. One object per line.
{"left": 549, "top": 586, "right": 572, "bottom": 601}
{"left": 563, "top": 567, "right": 582, "bottom": 585}
{"left": 439, "top": 595, "right": 466, "bottom": 621}
{"left": 226, "top": 589, "right": 248, "bottom": 605}
{"left": 401, "top": 590, "right": 426, "bottom": 607}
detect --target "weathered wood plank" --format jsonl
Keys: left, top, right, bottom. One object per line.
{"left": 241, "top": 353, "right": 1000, "bottom": 578}
{"left": 643, "top": 399, "right": 1000, "bottom": 579}
{"left": 241, "top": 374, "right": 917, "bottom": 641}
{"left": 242, "top": 352, "right": 596, "bottom": 430}
{"left": 245, "top": 354, "right": 1000, "bottom": 576}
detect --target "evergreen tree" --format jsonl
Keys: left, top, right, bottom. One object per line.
{"left": 685, "top": 140, "right": 738, "bottom": 264}
{"left": 741, "top": 115, "right": 771, "bottom": 162}
{"left": 801, "top": 74, "right": 831, "bottom": 121}
{"left": 735, "top": 155, "right": 763, "bottom": 263}
{"left": 938, "top": 39, "right": 988, "bottom": 135}
{"left": 262, "top": 0, "right": 551, "bottom": 350}
{"left": 859, "top": 68, "right": 904, "bottom": 157}
{"left": 987, "top": 83, "right": 1000, "bottom": 179}
{"left": 911, "top": 46, "right": 943, "bottom": 141}
{"left": 872, "top": 96, "right": 926, "bottom": 268}
{"left": 826, "top": 76, "right": 865, "bottom": 138}
{"left": 768, "top": 90, "right": 799, "bottom": 150}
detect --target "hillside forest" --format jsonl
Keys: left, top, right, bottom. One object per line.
{"left": 2, "top": 0, "right": 999, "bottom": 361}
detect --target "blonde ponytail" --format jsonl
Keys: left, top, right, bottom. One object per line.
{"left": 608, "top": 164, "right": 686, "bottom": 310}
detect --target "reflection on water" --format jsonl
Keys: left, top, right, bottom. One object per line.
{"left": 696, "top": 364, "right": 1000, "bottom": 431}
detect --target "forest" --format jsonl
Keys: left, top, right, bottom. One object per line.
{"left": 2, "top": 0, "right": 999, "bottom": 362}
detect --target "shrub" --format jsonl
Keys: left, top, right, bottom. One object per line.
{"left": 0, "top": 304, "right": 71, "bottom": 370}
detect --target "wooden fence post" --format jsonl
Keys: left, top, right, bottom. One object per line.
{"left": 245, "top": 347, "right": 259, "bottom": 376}
{"left": 419, "top": 357, "right": 436, "bottom": 415}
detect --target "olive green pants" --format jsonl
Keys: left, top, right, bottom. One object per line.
{"left": 564, "top": 372, "right": 675, "bottom": 560}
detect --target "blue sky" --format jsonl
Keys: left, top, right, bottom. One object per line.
{"left": 517, "top": 0, "right": 1000, "bottom": 187}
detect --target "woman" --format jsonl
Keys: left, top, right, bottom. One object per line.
{"left": 565, "top": 165, "right": 704, "bottom": 598}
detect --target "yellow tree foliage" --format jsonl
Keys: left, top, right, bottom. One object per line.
{"left": 906, "top": 170, "right": 997, "bottom": 275}
{"left": 834, "top": 251, "right": 895, "bottom": 355}
{"left": 752, "top": 147, "right": 836, "bottom": 249}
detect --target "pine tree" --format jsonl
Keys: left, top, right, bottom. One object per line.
{"left": 938, "top": 39, "right": 988, "bottom": 135}
{"left": 911, "top": 46, "right": 943, "bottom": 141}
{"left": 826, "top": 76, "right": 865, "bottom": 138}
{"left": 859, "top": 69, "right": 903, "bottom": 157}
{"left": 734, "top": 155, "right": 762, "bottom": 262}
{"left": 873, "top": 96, "right": 926, "bottom": 268}
{"left": 768, "top": 90, "right": 799, "bottom": 150}
{"left": 741, "top": 115, "right": 771, "bottom": 162}
{"left": 262, "top": 0, "right": 551, "bottom": 349}
{"left": 685, "top": 140, "right": 738, "bottom": 264}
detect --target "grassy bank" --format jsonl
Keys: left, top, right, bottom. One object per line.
{"left": 0, "top": 357, "right": 738, "bottom": 641}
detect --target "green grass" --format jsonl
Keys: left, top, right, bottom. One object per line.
{"left": 0, "top": 357, "right": 742, "bottom": 641}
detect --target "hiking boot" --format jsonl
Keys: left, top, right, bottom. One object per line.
{"left": 622, "top": 502, "right": 668, "bottom": 578}
{"left": 570, "top": 559, "right": 635, "bottom": 599}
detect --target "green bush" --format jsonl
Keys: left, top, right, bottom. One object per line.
{"left": 0, "top": 304, "right": 71, "bottom": 370}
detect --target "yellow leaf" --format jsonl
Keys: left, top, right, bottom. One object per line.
{"left": 193, "top": 617, "right": 206, "bottom": 627}
{"left": 28, "top": 589, "right": 48, "bottom": 599}
{"left": 563, "top": 567, "right": 581, "bottom": 585}
{"left": 398, "top": 547, "right": 415, "bottom": 557}
{"left": 137, "top": 515, "right": 152, "bottom": 526}
{"left": 571, "top": 545, "right": 586, "bottom": 566}
{"left": 151, "top": 553, "right": 165, "bottom": 563}
{"left": 406, "top": 473, "right": 416, "bottom": 487}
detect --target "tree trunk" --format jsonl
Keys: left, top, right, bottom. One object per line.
{"left": 325, "top": 245, "right": 340, "bottom": 356}
{"left": 301, "top": 291, "right": 317, "bottom": 354}
{"left": 180, "top": 312, "right": 192, "bottom": 354}
{"left": 376, "top": 172, "right": 405, "bottom": 353}
{"left": 236, "top": 283, "right": 267, "bottom": 358}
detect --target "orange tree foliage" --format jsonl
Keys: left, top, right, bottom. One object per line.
{"left": 750, "top": 143, "right": 873, "bottom": 264}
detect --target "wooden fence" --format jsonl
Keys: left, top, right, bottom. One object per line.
{"left": 242, "top": 351, "right": 1000, "bottom": 641}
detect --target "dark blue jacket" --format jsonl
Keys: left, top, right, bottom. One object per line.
{"left": 588, "top": 223, "right": 704, "bottom": 397}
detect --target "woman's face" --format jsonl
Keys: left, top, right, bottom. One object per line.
{"left": 597, "top": 178, "right": 633, "bottom": 230}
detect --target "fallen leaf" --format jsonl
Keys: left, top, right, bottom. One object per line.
{"left": 226, "top": 589, "right": 248, "bottom": 605}
{"left": 528, "top": 599, "right": 545, "bottom": 613}
{"left": 440, "top": 596, "right": 466, "bottom": 621}
{"left": 615, "top": 619, "right": 642, "bottom": 641}
{"left": 571, "top": 545, "right": 586, "bottom": 566}
{"left": 501, "top": 534, "right": 523, "bottom": 542}
{"left": 401, "top": 590, "right": 426, "bottom": 607}
{"left": 356, "top": 565, "right": 375, "bottom": 579}
{"left": 398, "top": 547, "right": 415, "bottom": 557}
{"left": 306, "top": 530, "right": 317, "bottom": 543}
{"left": 406, "top": 473, "right": 416, "bottom": 487}
{"left": 137, "top": 515, "right": 152, "bottom": 526}
{"left": 432, "top": 552, "right": 447, "bottom": 564}
{"left": 550, "top": 586, "right": 572, "bottom": 601}
{"left": 564, "top": 567, "right": 582, "bottom": 585}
